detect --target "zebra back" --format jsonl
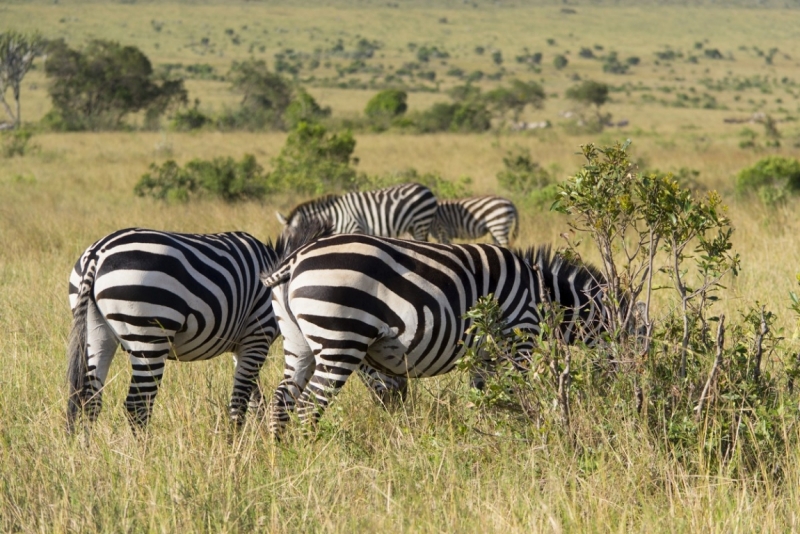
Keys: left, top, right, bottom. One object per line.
{"left": 278, "top": 183, "right": 437, "bottom": 241}
{"left": 431, "top": 196, "right": 519, "bottom": 247}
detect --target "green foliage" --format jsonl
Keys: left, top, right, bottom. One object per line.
{"left": 566, "top": 80, "right": 610, "bottom": 108}
{"left": 358, "top": 168, "right": 472, "bottom": 199}
{"left": 0, "top": 128, "right": 33, "bottom": 158}
{"left": 0, "top": 31, "right": 45, "bottom": 129}
{"left": 365, "top": 89, "right": 408, "bottom": 119}
{"left": 269, "top": 121, "right": 358, "bottom": 195}
{"left": 484, "top": 79, "right": 546, "bottom": 121}
{"left": 553, "top": 54, "right": 568, "bottom": 70}
{"left": 496, "top": 147, "right": 557, "bottom": 208}
{"left": 601, "top": 51, "right": 629, "bottom": 74}
{"left": 284, "top": 89, "right": 331, "bottom": 129}
{"left": 43, "top": 39, "right": 186, "bottom": 131}
{"left": 134, "top": 154, "right": 268, "bottom": 202}
{"left": 223, "top": 58, "right": 292, "bottom": 130}
{"left": 735, "top": 156, "right": 800, "bottom": 199}
{"left": 412, "top": 101, "right": 491, "bottom": 133}
{"left": 461, "top": 141, "right": 792, "bottom": 479}
{"left": 170, "top": 99, "right": 210, "bottom": 131}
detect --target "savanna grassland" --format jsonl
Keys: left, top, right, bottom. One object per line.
{"left": 3, "top": 1, "right": 800, "bottom": 531}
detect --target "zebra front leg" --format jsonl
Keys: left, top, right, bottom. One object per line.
{"left": 229, "top": 351, "right": 268, "bottom": 426}
{"left": 124, "top": 350, "right": 168, "bottom": 431}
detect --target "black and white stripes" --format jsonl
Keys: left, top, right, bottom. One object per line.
{"left": 262, "top": 234, "right": 609, "bottom": 435}
{"left": 66, "top": 228, "right": 286, "bottom": 431}
{"left": 277, "top": 182, "right": 438, "bottom": 241}
{"left": 431, "top": 196, "right": 519, "bottom": 247}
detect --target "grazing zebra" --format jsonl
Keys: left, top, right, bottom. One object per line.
{"left": 276, "top": 182, "right": 437, "bottom": 241}
{"left": 261, "top": 234, "right": 614, "bottom": 436}
{"left": 430, "top": 196, "right": 519, "bottom": 247}
{"left": 66, "top": 224, "right": 329, "bottom": 433}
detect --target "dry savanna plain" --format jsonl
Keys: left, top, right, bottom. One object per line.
{"left": 3, "top": 0, "right": 800, "bottom": 531}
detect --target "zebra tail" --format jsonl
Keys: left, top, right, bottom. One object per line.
{"left": 512, "top": 206, "right": 520, "bottom": 240}
{"left": 261, "top": 217, "right": 334, "bottom": 287}
{"left": 66, "top": 259, "right": 96, "bottom": 434}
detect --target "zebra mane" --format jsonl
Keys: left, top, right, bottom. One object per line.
{"left": 284, "top": 194, "right": 342, "bottom": 223}
{"left": 261, "top": 217, "right": 334, "bottom": 288}
{"left": 516, "top": 245, "right": 605, "bottom": 293}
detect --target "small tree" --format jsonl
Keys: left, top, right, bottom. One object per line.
{"left": 0, "top": 31, "right": 44, "bottom": 130}
{"left": 485, "top": 79, "right": 546, "bottom": 122}
{"left": 226, "top": 58, "right": 292, "bottom": 130}
{"left": 44, "top": 39, "right": 186, "bottom": 130}
{"left": 269, "top": 121, "right": 358, "bottom": 194}
{"left": 284, "top": 89, "right": 331, "bottom": 129}
{"left": 565, "top": 80, "right": 609, "bottom": 127}
{"left": 365, "top": 89, "right": 408, "bottom": 119}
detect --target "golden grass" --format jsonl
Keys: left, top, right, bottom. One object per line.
{"left": 3, "top": 2, "right": 800, "bottom": 531}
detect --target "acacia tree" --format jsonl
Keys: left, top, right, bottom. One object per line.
{"left": 0, "top": 31, "right": 44, "bottom": 130}
{"left": 225, "top": 58, "right": 292, "bottom": 130}
{"left": 565, "top": 80, "right": 610, "bottom": 128}
{"left": 485, "top": 79, "right": 546, "bottom": 123}
{"left": 44, "top": 39, "right": 186, "bottom": 130}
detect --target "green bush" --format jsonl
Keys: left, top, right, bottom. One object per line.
{"left": 497, "top": 148, "right": 558, "bottom": 209}
{"left": 365, "top": 89, "right": 408, "bottom": 119}
{"left": 735, "top": 156, "right": 800, "bottom": 197}
{"left": 359, "top": 168, "right": 472, "bottom": 199}
{"left": 170, "top": 101, "right": 210, "bottom": 131}
{"left": 268, "top": 121, "right": 358, "bottom": 195}
{"left": 43, "top": 39, "right": 187, "bottom": 131}
{"left": 1, "top": 129, "right": 34, "bottom": 158}
{"left": 284, "top": 90, "right": 331, "bottom": 129}
{"left": 134, "top": 154, "right": 268, "bottom": 202}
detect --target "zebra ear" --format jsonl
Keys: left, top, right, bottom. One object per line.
{"left": 276, "top": 212, "right": 288, "bottom": 226}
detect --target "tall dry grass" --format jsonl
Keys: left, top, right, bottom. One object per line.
{"left": 3, "top": 1, "right": 800, "bottom": 530}
{"left": 2, "top": 129, "right": 800, "bottom": 531}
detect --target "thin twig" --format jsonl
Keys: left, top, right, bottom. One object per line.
{"left": 753, "top": 306, "right": 768, "bottom": 383}
{"left": 695, "top": 314, "right": 725, "bottom": 421}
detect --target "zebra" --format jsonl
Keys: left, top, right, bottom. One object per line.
{"left": 430, "top": 196, "right": 519, "bottom": 247}
{"left": 276, "top": 182, "right": 438, "bottom": 241}
{"left": 260, "top": 234, "right": 615, "bottom": 436}
{"left": 66, "top": 224, "right": 330, "bottom": 433}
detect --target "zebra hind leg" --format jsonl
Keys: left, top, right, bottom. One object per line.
{"left": 124, "top": 349, "right": 169, "bottom": 432}
{"left": 268, "top": 341, "right": 316, "bottom": 438}
{"left": 357, "top": 363, "right": 408, "bottom": 407}
{"left": 294, "top": 358, "right": 360, "bottom": 435}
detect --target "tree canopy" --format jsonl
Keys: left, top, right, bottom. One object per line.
{"left": 44, "top": 39, "right": 186, "bottom": 130}
{"left": 0, "top": 31, "right": 44, "bottom": 129}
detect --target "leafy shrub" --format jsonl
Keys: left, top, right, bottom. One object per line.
{"left": 496, "top": 147, "right": 558, "bottom": 208}
{"left": 43, "top": 39, "right": 187, "bottom": 131}
{"left": 412, "top": 101, "right": 491, "bottom": 133}
{"left": 170, "top": 100, "right": 210, "bottom": 131}
{"left": 1, "top": 129, "right": 34, "bottom": 158}
{"left": 735, "top": 156, "right": 800, "bottom": 198}
{"left": 364, "top": 89, "right": 408, "bottom": 131}
{"left": 134, "top": 154, "right": 268, "bottom": 202}
{"left": 284, "top": 90, "right": 331, "bottom": 129}
{"left": 224, "top": 58, "right": 292, "bottom": 130}
{"left": 358, "top": 168, "right": 472, "bottom": 199}
{"left": 268, "top": 121, "right": 358, "bottom": 195}
{"left": 553, "top": 54, "right": 568, "bottom": 69}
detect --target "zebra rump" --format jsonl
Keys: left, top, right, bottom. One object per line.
{"left": 431, "top": 196, "right": 519, "bottom": 247}
{"left": 276, "top": 182, "right": 438, "bottom": 241}
{"left": 261, "top": 234, "right": 610, "bottom": 436}
{"left": 66, "top": 222, "right": 330, "bottom": 433}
